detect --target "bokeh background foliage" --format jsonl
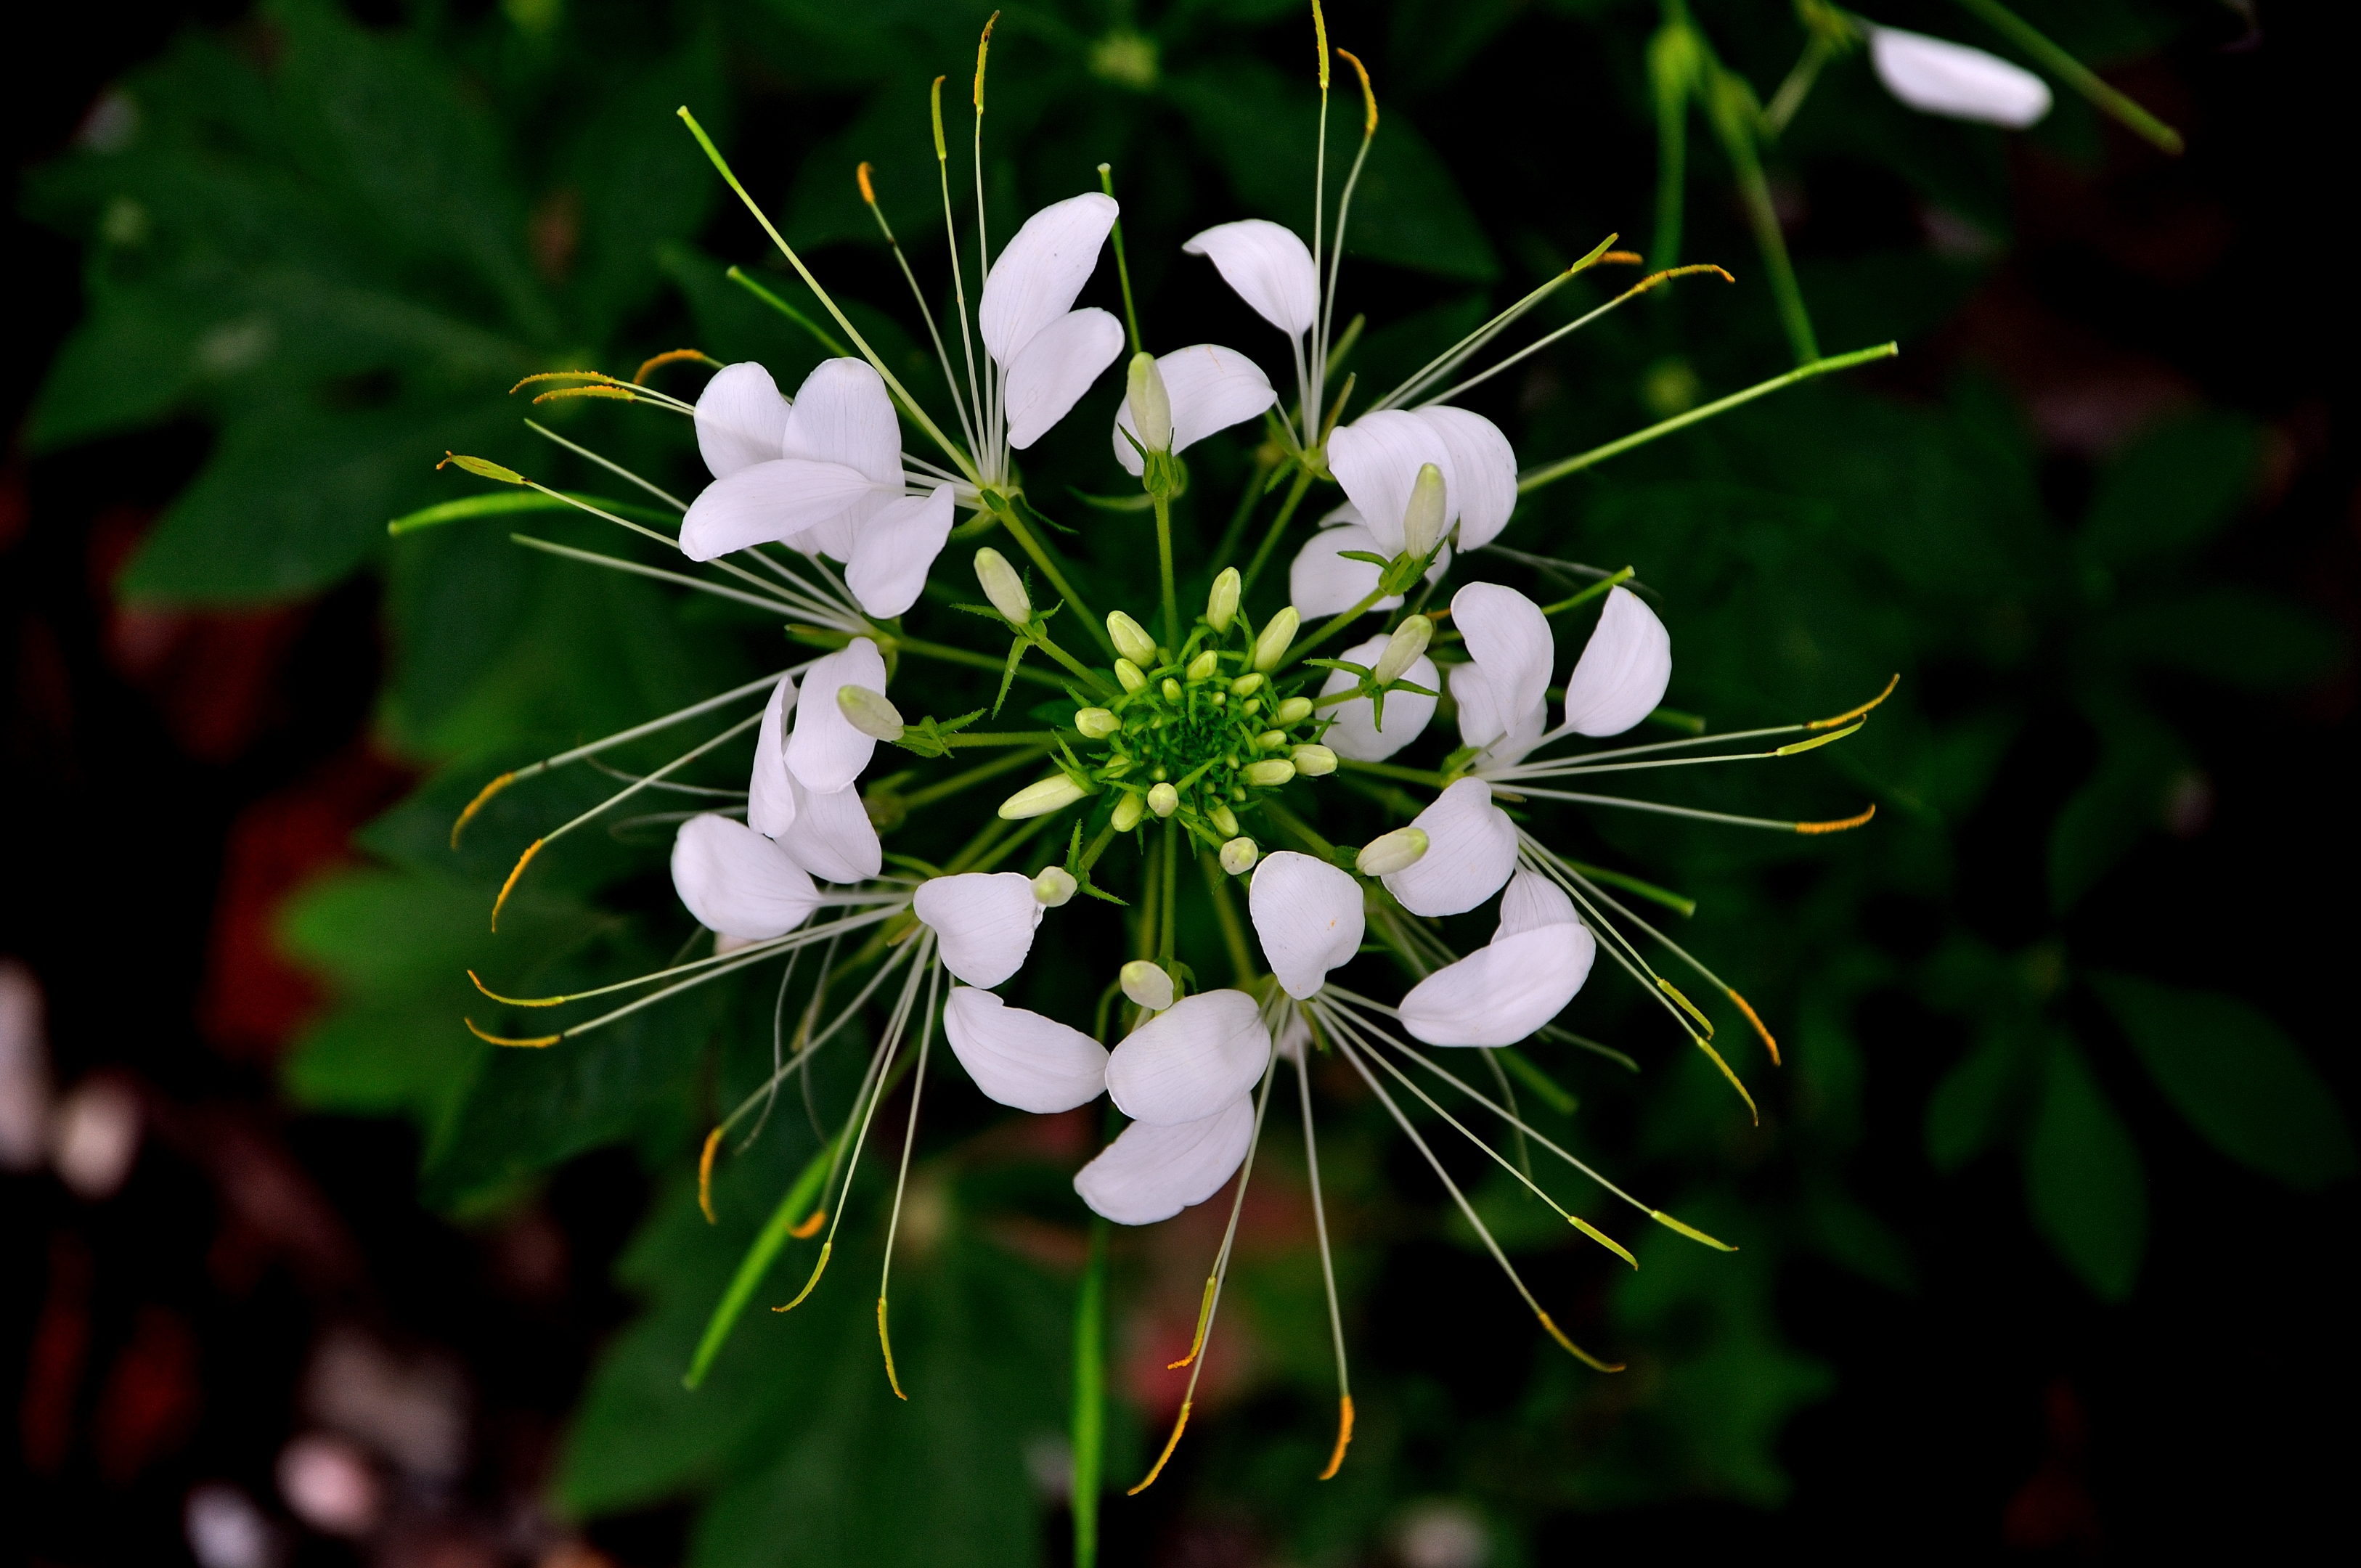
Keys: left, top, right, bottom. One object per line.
{"left": 20, "top": 0, "right": 2354, "bottom": 1561}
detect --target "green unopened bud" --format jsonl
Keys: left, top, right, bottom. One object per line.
{"left": 1108, "top": 611, "right": 1157, "bottom": 665}
{"left": 1371, "top": 615, "right": 1433, "bottom": 685}
{"left": 999, "top": 774, "right": 1088, "bottom": 820}
{"left": 1355, "top": 826, "right": 1429, "bottom": 875}
{"left": 1243, "top": 759, "right": 1295, "bottom": 787}
{"left": 1228, "top": 671, "right": 1264, "bottom": 697}
{"left": 836, "top": 685, "right": 905, "bottom": 740}
{"left": 1274, "top": 695, "right": 1314, "bottom": 725}
{"left": 1125, "top": 351, "right": 1173, "bottom": 453}
{"left": 1252, "top": 607, "right": 1300, "bottom": 673}
{"left": 1186, "top": 650, "right": 1220, "bottom": 681}
{"left": 1207, "top": 801, "right": 1239, "bottom": 837}
{"left": 1120, "top": 958, "right": 1175, "bottom": 1010}
{"left": 1115, "top": 658, "right": 1147, "bottom": 693}
{"left": 1148, "top": 782, "right": 1180, "bottom": 817}
{"left": 1032, "top": 866, "right": 1077, "bottom": 907}
{"left": 974, "top": 547, "right": 1030, "bottom": 623}
{"left": 1076, "top": 706, "right": 1120, "bottom": 738}
{"left": 1403, "top": 462, "right": 1448, "bottom": 560}
{"left": 1112, "top": 792, "right": 1146, "bottom": 831}
{"left": 1161, "top": 677, "right": 1183, "bottom": 702}
{"left": 1220, "top": 836, "right": 1259, "bottom": 875}
{"left": 1257, "top": 730, "right": 1287, "bottom": 750}
{"left": 1206, "top": 568, "right": 1241, "bottom": 633}
{"left": 1292, "top": 744, "right": 1337, "bottom": 776}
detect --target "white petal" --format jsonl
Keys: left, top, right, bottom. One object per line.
{"left": 1412, "top": 407, "right": 1517, "bottom": 549}
{"left": 941, "top": 988, "right": 1106, "bottom": 1113}
{"left": 779, "top": 778, "right": 881, "bottom": 883}
{"left": 1449, "top": 661, "right": 1534, "bottom": 759}
{"left": 1004, "top": 308, "right": 1125, "bottom": 449}
{"left": 1248, "top": 852, "right": 1365, "bottom": 1000}
{"left": 1382, "top": 778, "right": 1518, "bottom": 917}
{"left": 695, "top": 362, "right": 788, "bottom": 478}
{"left": 913, "top": 872, "right": 1044, "bottom": 989}
{"left": 1326, "top": 410, "right": 1453, "bottom": 556}
{"left": 1113, "top": 343, "right": 1279, "bottom": 474}
{"left": 1561, "top": 587, "right": 1671, "bottom": 738}
{"left": 1289, "top": 518, "right": 1400, "bottom": 618}
{"left": 1869, "top": 26, "right": 2052, "bottom": 128}
{"left": 1452, "top": 581, "right": 1553, "bottom": 751}
{"left": 670, "top": 813, "right": 820, "bottom": 939}
{"left": 1317, "top": 633, "right": 1438, "bottom": 761}
{"left": 786, "top": 637, "right": 887, "bottom": 792}
{"left": 979, "top": 192, "right": 1119, "bottom": 366}
{"left": 1074, "top": 1097, "right": 1255, "bottom": 1225}
{"left": 1182, "top": 219, "right": 1317, "bottom": 338}
{"left": 679, "top": 458, "right": 885, "bottom": 563}
{"left": 1104, "top": 989, "right": 1271, "bottom": 1126}
{"left": 1495, "top": 867, "right": 1578, "bottom": 939}
{"left": 782, "top": 357, "right": 901, "bottom": 486}
{"left": 1397, "top": 923, "right": 1596, "bottom": 1046}
{"left": 747, "top": 674, "right": 798, "bottom": 838}
{"left": 845, "top": 484, "right": 953, "bottom": 618}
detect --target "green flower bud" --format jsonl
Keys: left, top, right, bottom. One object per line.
{"left": 1206, "top": 568, "right": 1241, "bottom": 633}
{"left": 1273, "top": 695, "right": 1314, "bottom": 725}
{"left": 1355, "top": 826, "right": 1430, "bottom": 875}
{"left": 1207, "top": 801, "right": 1239, "bottom": 837}
{"left": 836, "top": 685, "right": 905, "bottom": 740}
{"left": 1115, "top": 659, "right": 1148, "bottom": 693}
{"left": 1075, "top": 706, "right": 1120, "bottom": 738}
{"left": 1032, "top": 866, "right": 1077, "bottom": 907}
{"left": 1186, "top": 649, "right": 1220, "bottom": 681}
{"left": 974, "top": 547, "right": 1030, "bottom": 624}
{"left": 999, "top": 774, "right": 1088, "bottom": 820}
{"left": 1257, "top": 730, "right": 1287, "bottom": 750}
{"left": 1147, "top": 782, "right": 1180, "bottom": 817}
{"left": 1161, "top": 677, "right": 1183, "bottom": 701}
{"left": 1403, "top": 462, "right": 1448, "bottom": 560}
{"left": 1243, "top": 759, "right": 1295, "bottom": 787}
{"left": 1371, "top": 615, "right": 1433, "bottom": 685}
{"left": 1252, "top": 607, "right": 1299, "bottom": 673}
{"left": 1108, "top": 611, "right": 1157, "bottom": 665}
{"left": 1112, "top": 792, "right": 1146, "bottom": 831}
{"left": 1120, "top": 958, "right": 1175, "bottom": 1010}
{"left": 1229, "top": 671, "right": 1264, "bottom": 697}
{"left": 1291, "top": 744, "right": 1337, "bottom": 777}
{"left": 1219, "top": 837, "right": 1259, "bottom": 875}
{"left": 1125, "top": 352, "right": 1173, "bottom": 453}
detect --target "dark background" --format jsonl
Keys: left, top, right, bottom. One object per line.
{"left": 5, "top": 1, "right": 2353, "bottom": 1562}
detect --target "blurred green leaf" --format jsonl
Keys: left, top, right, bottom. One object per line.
{"left": 2047, "top": 690, "right": 2185, "bottom": 914}
{"left": 2089, "top": 587, "right": 2342, "bottom": 690}
{"left": 2087, "top": 973, "right": 2357, "bottom": 1191}
{"left": 2081, "top": 409, "right": 2259, "bottom": 571}
{"left": 1925, "top": 1024, "right": 2039, "bottom": 1172}
{"left": 2022, "top": 1042, "right": 2146, "bottom": 1301}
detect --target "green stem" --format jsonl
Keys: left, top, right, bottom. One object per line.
{"left": 892, "top": 634, "right": 1067, "bottom": 690}
{"left": 726, "top": 267, "right": 851, "bottom": 359}
{"left": 898, "top": 746, "right": 1051, "bottom": 809}
{"left": 1564, "top": 858, "right": 1696, "bottom": 918}
{"left": 1648, "top": 16, "right": 1692, "bottom": 269}
{"left": 1031, "top": 629, "right": 1120, "bottom": 698}
{"left": 1097, "top": 165, "right": 1143, "bottom": 354}
{"left": 1333, "top": 756, "right": 1451, "bottom": 788}
{"left": 684, "top": 1133, "right": 839, "bottom": 1388}
{"left": 1200, "top": 850, "right": 1257, "bottom": 987}
{"left": 1240, "top": 469, "right": 1316, "bottom": 597}
{"left": 1258, "top": 799, "right": 1335, "bottom": 857}
{"left": 991, "top": 497, "right": 1114, "bottom": 658}
{"left": 1950, "top": 0, "right": 2185, "bottom": 154}
{"left": 1070, "top": 1215, "right": 1109, "bottom": 1568}
{"left": 937, "top": 731, "right": 1060, "bottom": 748}
{"left": 1538, "top": 565, "right": 1636, "bottom": 616}
{"left": 1517, "top": 342, "right": 1897, "bottom": 493}
{"left": 1208, "top": 455, "right": 1279, "bottom": 576}
{"left": 1706, "top": 69, "right": 1818, "bottom": 366}
{"left": 1159, "top": 820, "right": 1180, "bottom": 973}
{"left": 1286, "top": 586, "right": 1387, "bottom": 670}
{"left": 1153, "top": 493, "right": 1180, "bottom": 650}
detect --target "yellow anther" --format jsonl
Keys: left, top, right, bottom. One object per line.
{"left": 1167, "top": 1275, "right": 1216, "bottom": 1369}
{"left": 698, "top": 1127, "right": 724, "bottom": 1224}
{"left": 462, "top": 1017, "right": 560, "bottom": 1049}
{"left": 878, "top": 1298, "right": 908, "bottom": 1400}
{"left": 1775, "top": 719, "right": 1863, "bottom": 756}
{"left": 490, "top": 838, "right": 544, "bottom": 931}
{"left": 974, "top": 10, "right": 999, "bottom": 112}
{"left": 629, "top": 348, "right": 719, "bottom": 384}
{"left": 1600, "top": 250, "right": 1644, "bottom": 264}
{"left": 450, "top": 769, "right": 518, "bottom": 848}
{"left": 1533, "top": 1308, "right": 1624, "bottom": 1373}
{"left": 1650, "top": 1209, "right": 1738, "bottom": 1251}
{"left": 1728, "top": 990, "right": 1780, "bottom": 1065}
{"left": 1310, "top": 0, "right": 1329, "bottom": 90}
{"left": 1809, "top": 671, "right": 1901, "bottom": 730}
{"left": 1794, "top": 804, "right": 1877, "bottom": 835}
{"left": 1569, "top": 1214, "right": 1638, "bottom": 1270}
{"left": 857, "top": 160, "right": 876, "bottom": 205}
{"left": 774, "top": 1240, "right": 833, "bottom": 1312}
{"left": 437, "top": 452, "right": 525, "bottom": 485}
{"left": 505, "top": 369, "right": 624, "bottom": 395}
{"left": 1336, "top": 47, "right": 1377, "bottom": 134}
{"left": 1692, "top": 1032, "right": 1760, "bottom": 1124}
{"left": 1628, "top": 263, "right": 1737, "bottom": 297}
{"left": 1318, "top": 1395, "right": 1355, "bottom": 1481}
{"left": 1128, "top": 1399, "right": 1191, "bottom": 1495}
{"left": 930, "top": 76, "right": 948, "bottom": 160}
{"left": 789, "top": 1207, "right": 826, "bottom": 1241}
{"left": 1656, "top": 976, "right": 1714, "bottom": 1039}
{"left": 466, "top": 969, "right": 564, "bottom": 1008}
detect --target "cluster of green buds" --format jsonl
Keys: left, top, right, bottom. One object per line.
{"left": 998, "top": 566, "right": 1337, "bottom": 873}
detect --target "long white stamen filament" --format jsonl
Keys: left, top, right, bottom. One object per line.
{"left": 1485, "top": 725, "right": 1859, "bottom": 783}
{"left": 582, "top": 759, "right": 748, "bottom": 797}
{"left": 1489, "top": 719, "right": 1814, "bottom": 776}
{"left": 524, "top": 419, "right": 689, "bottom": 512}
{"left": 1292, "top": 1036, "right": 1354, "bottom": 1479}
{"left": 1504, "top": 784, "right": 1862, "bottom": 836}
{"left": 510, "top": 535, "right": 805, "bottom": 617}
{"left": 1316, "top": 102, "right": 1375, "bottom": 429}
{"left": 1369, "top": 252, "right": 1599, "bottom": 414}
{"left": 735, "top": 547, "right": 869, "bottom": 627}
{"left": 722, "top": 936, "right": 919, "bottom": 1134}
{"left": 1416, "top": 265, "right": 1728, "bottom": 411}
{"left": 873, "top": 952, "right": 943, "bottom": 1398}
{"left": 864, "top": 173, "right": 983, "bottom": 461}
{"left": 795, "top": 937, "right": 933, "bottom": 1296}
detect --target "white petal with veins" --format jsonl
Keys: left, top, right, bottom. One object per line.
{"left": 942, "top": 988, "right": 1107, "bottom": 1113}
{"left": 1496, "top": 867, "right": 1578, "bottom": 938}
{"left": 1104, "top": 989, "right": 1271, "bottom": 1126}
{"left": 1412, "top": 407, "right": 1517, "bottom": 550}
{"left": 1397, "top": 922, "right": 1596, "bottom": 1046}
{"left": 746, "top": 673, "right": 798, "bottom": 838}
{"left": 980, "top": 192, "right": 1120, "bottom": 366}
{"left": 1869, "top": 26, "right": 2052, "bottom": 128}
{"left": 1382, "top": 778, "right": 1518, "bottom": 917}
{"left": 786, "top": 638, "right": 886, "bottom": 792}
{"left": 1317, "top": 633, "right": 1438, "bottom": 761}
{"left": 914, "top": 872, "right": 1045, "bottom": 989}
{"left": 1005, "top": 308, "right": 1125, "bottom": 449}
{"left": 1561, "top": 587, "right": 1671, "bottom": 738}
{"left": 781, "top": 358, "right": 902, "bottom": 486}
{"left": 1113, "top": 343, "right": 1276, "bottom": 475}
{"left": 1182, "top": 219, "right": 1318, "bottom": 338}
{"left": 1326, "top": 410, "right": 1455, "bottom": 556}
{"left": 671, "top": 813, "right": 820, "bottom": 939}
{"left": 1074, "top": 1096, "right": 1255, "bottom": 1225}
{"left": 695, "top": 362, "right": 789, "bottom": 478}
{"left": 1453, "top": 581, "right": 1554, "bottom": 757}
{"left": 1248, "top": 851, "right": 1365, "bottom": 1000}
{"left": 679, "top": 457, "right": 882, "bottom": 562}
{"left": 780, "top": 777, "right": 881, "bottom": 883}
{"left": 845, "top": 484, "right": 955, "bottom": 618}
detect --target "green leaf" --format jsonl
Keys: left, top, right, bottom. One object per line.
{"left": 2022, "top": 1042, "right": 2147, "bottom": 1301}
{"left": 2046, "top": 691, "right": 2184, "bottom": 914}
{"left": 2081, "top": 409, "right": 2259, "bottom": 570}
{"left": 2087, "top": 972, "right": 2357, "bottom": 1191}
{"left": 1925, "top": 1024, "right": 2038, "bottom": 1172}
{"left": 2089, "top": 587, "right": 2342, "bottom": 690}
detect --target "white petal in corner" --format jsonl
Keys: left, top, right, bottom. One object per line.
{"left": 1561, "top": 587, "right": 1672, "bottom": 738}
{"left": 979, "top": 192, "right": 1120, "bottom": 366}
{"left": 1249, "top": 852, "right": 1365, "bottom": 1000}
{"left": 1326, "top": 410, "right": 1454, "bottom": 556}
{"left": 680, "top": 457, "right": 882, "bottom": 562}
{"left": 1113, "top": 344, "right": 1276, "bottom": 475}
{"left": 1104, "top": 989, "right": 1271, "bottom": 1126}
{"left": 1075, "top": 1097, "right": 1255, "bottom": 1225}
{"left": 942, "top": 988, "right": 1107, "bottom": 1113}
{"left": 1183, "top": 219, "right": 1317, "bottom": 338}
{"left": 1398, "top": 922, "right": 1597, "bottom": 1047}
{"left": 781, "top": 358, "right": 903, "bottom": 487}
{"left": 1005, "top": 308, "right": 1125, "bottom": 450}
{"left": 913, "top": 872, "right": 1045, "bottom": 989}
{"left": 1382, "top": 777, "right": 1518, "bottom": 917}
{"left": 1869, "top": 25, "right": 2052, "bottom": 128}
{"left": 1448, "top": 663, "right": 1546, "bottom": 764}
{"left": 846, "top": 484, "right": 955, "bottom": 618}
{"left": 695, "top": 362, "right": 789, "bottom": 478}
{"left": 1453, "top": 581, "right": 1554, "bottom": 753}
{"left": 1317, "top": 633, "right": 1438, "bottom": 762}
{"left": 780, "top": 777, "right": 881, "bottom": 883}
{"left": 746, "top": 674, "right": 798, "bottom": 838}
{"left": 1496, "top": 867, "right": 1578, "bottom": 939}
{"left": 671, "top": 813, "right": 820, "bottom": 940}
{"left": 1412, "top": 407, "right": 1517, "bottom": 550}
{"left": 786, "top": 638, "right": 887, "bottom": 792}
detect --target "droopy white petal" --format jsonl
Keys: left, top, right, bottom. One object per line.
{"left": 844, "top": 484, "right": 954, "bottom": 618}
{"left": 1317, "top": 634, "right": 1438, "bottom": 762}
{"left": 780, "top": 777, "right": 881, "bottom": 883}
{"left": 980, "top": 192, "right": 1120, "bottom": 366}
{"left": 1447, "top": 661, "right": 1544, "bottom": 763}
{"left": 1382, "top": 778, "right": 1517, "bottom": 917}
{"left": 913, "top": 872, "right": 1044, "bottom": 989}
{"left": 1326, "top": 410, "right": 1454, "bottom": 556}
{"left": 942, "top": 988, "right": 1106, "bottom": 1113}
{"left": 1182, "top": 219, "right": 1318, "bottom": 338}
{"left": 1289, "top": 518, "right": 1396, "bottom": 618}
{"left": 671, "top": 813, "right": 820, "bottom": 939}
{"left": 1074, "top": 1097, "right": 1255, "bottom": 1225}
{"left": 678, "top": 458, "right": 881, "bottom": 562}
{"left": 1005, "top": 308, "right": 1125, "bottom": 449}
{"left": 1869, "top": 25, "right": 2052, "bottom": 128}
{"left": 1104, "top": 989, "right": 1271, "bottom": 1126}
{"left": 1413, "top": 407, "right": 1517, "bottom": 549}
{"left": 1398, "top": 923, "right": 1597, "bottom": 1047}
{"left": 746, "top": 674, "right": 798, "bottom": 838}
{"left": 786, "top": 638, "right": 887, "bottom": 792}
{"left": 1453, "top": 581, "right": 1553, "bottom": 751}
{"left": 695, "top": 362, "right": 788, "bottom": 478}
{"left": 781, "top": 358, "right": 902, "bottom": 486}
{"left": 1114, "top": 343, "right": 1278, "bottom": 474}
{"left": 1248, "top": 852, "right": 1364, "bottom": 1000}
{"left": 1561, "top": 587, "right": 1672, "bottom": 738}
{"left": 1496, "top": 867, "right": 1578, "bottom": 939}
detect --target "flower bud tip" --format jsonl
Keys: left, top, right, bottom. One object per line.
{"left": 1032, "top": 866, "right": 1077, "bottom": 907}
{"left": 1120, "top": 959, "right": 1175, "bottom": 1011}
{"left": 974, "top": 547, "right": 1031, "bottom": 624}
{"left": 1355, "top": 826, "right": 1428, "bottom": 876}
{"left": 836, "top": 685, "right": 905, "bottom": 740}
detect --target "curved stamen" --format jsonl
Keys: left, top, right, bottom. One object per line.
{"left": 875, "top": 956, "right": 944, "bottom": 1398}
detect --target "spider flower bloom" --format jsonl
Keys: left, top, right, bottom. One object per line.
{"left": 1111, "top": 343, "right": 1276, "bottom": 473}
{"left": 1077, "top": 991, "right": 1273, "bottom": 1225}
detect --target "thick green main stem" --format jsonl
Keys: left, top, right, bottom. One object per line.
{"left": 684, "top": 1135, "right": 839, "bottom": 1388}
{"left": 1070, "top": 1215, "right": 1109, "bottom": 1568}
{"left": 1950, "top": 0, "right": 2185, "bottom": 154}
{"left": 1153, "top": 494, "right": 1180, "bottom": 651}
{"left": 1706, "top": 71, "right": 1817, "bottom": 367}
